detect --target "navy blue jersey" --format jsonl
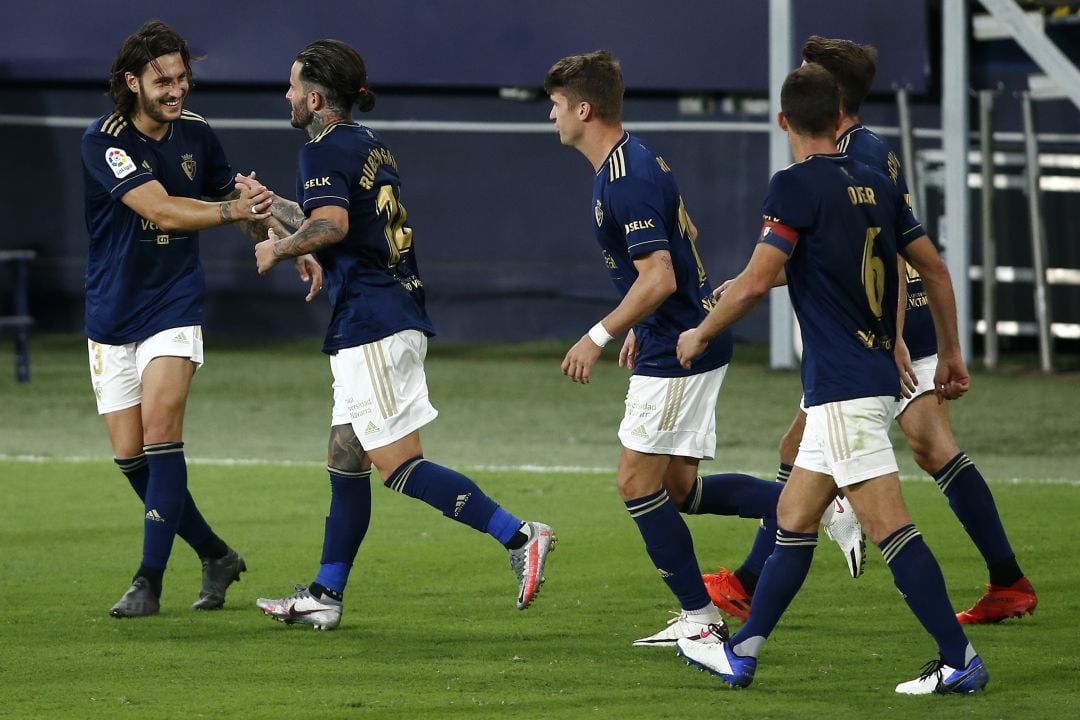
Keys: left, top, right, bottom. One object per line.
{"left": 760, "top": 154, "right": 923, "bottom": 405}
{"left": 592, "top": 133, "right": 732, "bottom": 377}
{"left": 81, "top": 110, "right": 234, "bottom": 344}
{"left": 297, "top": 122, "right": 434, "bottom": 353}
{"left": 839, "top": 124, "right": 936, "bottom": 359}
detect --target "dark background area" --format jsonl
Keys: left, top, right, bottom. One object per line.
{"left": 0, "top": 1, "right": 1077, "bottom": 353}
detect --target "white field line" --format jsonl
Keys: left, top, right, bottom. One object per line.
{"left": 0, "top": 453, "right": 1077, "bottom": 485}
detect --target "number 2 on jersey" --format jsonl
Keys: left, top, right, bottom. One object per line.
{"left": 376, "top": 185, "right": 413, "bottom": 266}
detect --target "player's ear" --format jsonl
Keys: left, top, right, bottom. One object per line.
{"left": 777, "top": 111, "right": 789, "bottom": 131}
{"left": 125, "top": 72, "right": 139, "bottom": 94}
{"left": 578, "top": 101, "right": 593, "bottom": 121}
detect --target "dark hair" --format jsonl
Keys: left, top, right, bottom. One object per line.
{"left": 109, "top": 20, "right": 194, "bottom": 117}
{"left": 543, "top": 50, "right": 623, "bottom": 123}
{"left": 295, "top": 39, "right": 376, "bottom": 116}
{"left": 781, "top": 64, "right": 841, "bottom": 137}
{"left": 801, "top": 35, "right": 878, "bottom": 116}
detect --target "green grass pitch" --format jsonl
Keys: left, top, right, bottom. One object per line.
{"left": 1, "top": 336, "right": 1077, "bottom": 718}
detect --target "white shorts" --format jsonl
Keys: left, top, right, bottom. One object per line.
{"left": 88, "top": 326, "right": 204, "bottom": 415}
{"left": 330, "top": 329, "right": 439, "bottom": 451}
{"left": 617, "top": 365, "right": 727, "bottom": 459}
{"left": 796, "top": 395, "right": 899, "bottom": 488}
{"left": 896, "top": 354, "right": 938, "bottom": 417}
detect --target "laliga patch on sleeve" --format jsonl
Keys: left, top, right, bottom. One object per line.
{"left": 105, "top": 147, "right": 137, "bottom": 179}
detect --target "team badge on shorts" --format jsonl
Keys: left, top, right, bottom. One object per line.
{"left": 106, "top": 147, "right": 136, "bottom": 179}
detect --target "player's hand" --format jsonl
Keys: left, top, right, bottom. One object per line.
{"left": 561, "top": 335, "right": 604, "bottom": 384}
{"left": 676, "top": 327, "right": 707, "bottom": 369}
{"left": 894, "top": 338, "right": 917, "bottom": 398}
{"left": 234, "top": 172, "right": 273, "bottom": 220}
{"left": 933, "top": 350, "right": 970, "bottom": 403}
{"left": 295, "top": 254, "right": 323, "bottom": 302}
{"left": 618, "top": 329, "right": 638, "bottom": 370}
{"left": 255, "top": 227, "right": 281, "bottom": 275}
{"left": 712, "top": 278, "right": 735, "bottom": 302}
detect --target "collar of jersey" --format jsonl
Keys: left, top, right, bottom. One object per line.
{"left": 803, "top": 152, "right": 848, "bottom": 163}
{"left": 836, "top": 123, "right": 865, "bottom": 146}
{"left": 596, "top": 131, "right": 632, "bottom": 177}
{"left": 129, "top": 120, "right": 175, "bottom": 144}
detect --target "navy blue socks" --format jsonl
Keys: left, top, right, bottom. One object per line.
{"left": 730, "top": 527, "right": 816, "bottom": 658}
{"left": 314, "top": 469, "right": 373, "bottom": 595}
{"left": 880, "top": 523, "right": 971, "bottom": 668}
{"left": 934, "top": 452, "right": 1022, "bottom": 586}
{"left": 385, "top": 456, "right": 517, "bottom": 543}
{"left": 628, "top": 488, "right": 711, "bottom": 611}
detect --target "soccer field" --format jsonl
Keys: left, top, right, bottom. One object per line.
{"left": 1, "top": 336, "right": 1077, "bottom": 719}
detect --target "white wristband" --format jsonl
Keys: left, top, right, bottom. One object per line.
{"left": 588, "top": 321, "right": 614, "bottom": 348}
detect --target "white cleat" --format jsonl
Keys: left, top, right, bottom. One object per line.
{"left": 256, "top": 585, "right": 342, "bottom": 631}
{"left": 822, "top": 495, "right": 866, "bottom": 579}
{"left": 632, "top": 611, "right": 729, "bottom": 648}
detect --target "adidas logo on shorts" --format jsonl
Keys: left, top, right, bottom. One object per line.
{"left": 631, "top": 425, "right": 648, "bottom": 438}
{"left": 363, "top": 421, "right": 380, "bottom": 435}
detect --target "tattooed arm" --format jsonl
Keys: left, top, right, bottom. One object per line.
{"left": 225, "top": 174, "right": 325, "bottom": 300}
{"left": 255, "top": 205, "right": 347, "bottom": 275}
{"left": 270, "top": 197, "right": 305, "bottom": 230}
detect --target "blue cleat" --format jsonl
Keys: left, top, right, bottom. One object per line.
{"left": 676, "top": 638, "right": 757, "bottom": 688}
{"left": 895, "top": 655, "right": 989, "bottom": 695}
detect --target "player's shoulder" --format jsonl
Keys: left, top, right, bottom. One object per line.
{"left": 85, "top": 112, "right": 130, "bottom": 141}
{"left": 175, "top": 108, "right": 220, "bottom": 142}
{"left": 605, "top": 133, "right": 673, "bottom": 190}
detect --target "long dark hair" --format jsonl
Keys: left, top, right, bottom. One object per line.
{"left": 295, "top": 39, "right": 377, "bottom": 116}
{"left": 108, "top": 20, "right": 194, "bottom": 117}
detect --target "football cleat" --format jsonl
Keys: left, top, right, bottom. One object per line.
{"left": 956, "top": 577, "right": 1037, "bottom": 624}
{"left": 895, "top": 655, "right": 989, "bottom": 695}
{"left": 192, "top": 548, "right": 247, "bottom": 610}
{"left": 676, "top": 638, "right": 757, "bottom": 688}
{"left": 509, "top": 521, "right": 556, "bottom": 610}
{"left": 256, "top": 585, "right": 342, "bottom": 630}
{"left": 109, "top": 576, "right": 160, "bottom": 618}
{"left": 702, "top": 567, "right": 751, "bottom": 622}
{"left": 822, "top": 494, "right": 866, "bottom": 579}
{"left": 633, "top": 611, "right": 729, "bottom": 647}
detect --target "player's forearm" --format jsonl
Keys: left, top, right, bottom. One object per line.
{"left": 269, "top": 218, "right": 345, "bottom": 260}
{"left": 270, "top": 198, "right": 305, "bottom": 230}
{"left": 919, "top": 262, "right": 962, "bottom": 355}
{"left": 148, "top": 196, "right": 246, "bottom": 232}
{"left": 699, "top": 273, "right": 765, "bottom": 340}
{"left": 234, "top": 216, "right": 291, "bottom": 244}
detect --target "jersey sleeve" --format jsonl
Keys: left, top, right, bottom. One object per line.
{"left": 758, "top": 169, "right": 811, "bottom": 256}
{"left": 298, "top": 143, "right": 351, "bottom": 215}
{"left": 81, "top": 131, "right": 154, "bottom": 200}
{"left": 607, "top": 177, "right": 671, "bottom": 259}
{"left": 200, "top": 124, "right": 235, "bottom": 198}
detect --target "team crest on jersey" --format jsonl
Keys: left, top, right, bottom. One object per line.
{"left": 594, "top": 199, "right": 604, "bottom": 227}
{"left": 105, "top": 147, "right": 136, "bottom": 179}
{"left": 181, "top": 153, "right": 196, "bottom": 181}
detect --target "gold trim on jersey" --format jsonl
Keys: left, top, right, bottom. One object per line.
{"left": 101, "top": 112, "right": 128, "bottom": 137}
{"left": 310, "top": 120, "right": 357, "bottom": 144}
{"left": 180, "top": 109, "right": 207, "bottom": 124}
{"left": 608, "top": 146, "right": 627, "bottom": 181}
